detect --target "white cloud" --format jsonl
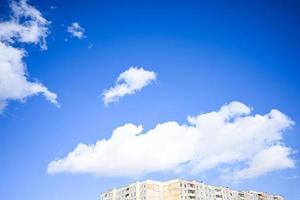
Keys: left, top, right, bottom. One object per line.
{"left": 47, "top": 102, "right": 295, "bottom": 180}
{"left": 0, "top": 0, "right": 49, "bottom": 49}
{"left": 0, "top": 0, "right": 58, "bottom": 112}
{"left": 67, "top": 22, "right": 85, "bottom": 39}
{"left": 102, "top": 67, "right": 157, "bottom": 106}
{"left": 222, "top": 145, "right": 295, "bottom": 181}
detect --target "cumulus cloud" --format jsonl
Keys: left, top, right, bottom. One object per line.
{"left": 102, "top": 67, "right": 157, "bottom": 106}
{"left": 0, "top": 0, "right": 58, "bottom": 112}
{"left": 47, "top": 102, "right": 295, "bottom": 180}
{"left": 67, "top": 22, "right": 85, "bottom": 39}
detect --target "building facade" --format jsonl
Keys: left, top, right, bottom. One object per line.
{"left": 101, "top": 179, "right": 283, "bottom": 200}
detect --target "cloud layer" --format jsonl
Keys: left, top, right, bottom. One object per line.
{"left": 67, "top": 22, "right": 85, "bottom": 39}
{"left": 48, "top": 102, "right": 295, "bottom": 180}
{"left": 102, "top": 67, "right": 157, "bottom": 106}
{"left": 0, "top": 0, "right": 58, "bottom": 112}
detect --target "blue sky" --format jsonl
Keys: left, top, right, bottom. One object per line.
{"left": 0, "top": 0, "right": 300, "bottom": 199}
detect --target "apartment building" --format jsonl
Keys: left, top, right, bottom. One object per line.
{"left": 100, "top": 179, "right": 283, "bottom": 200}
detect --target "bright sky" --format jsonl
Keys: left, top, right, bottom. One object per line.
{"left": 0, "top": 0, "right": 300, "bottom": 199}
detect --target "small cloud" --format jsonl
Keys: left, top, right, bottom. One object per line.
{"left": 50, "top": 5, "right": 57, "bottom": 10}
{"left": 88, "top": 43, "right": 93, "bottom": 49}
{"left": 67, "top": 22, "right": 85, "bottom": 39}
{"left": 102, "top": 67, "right": 157, "bottom": 106}
{"left": 283, "top": 175, "right": 299, "bottom": 180}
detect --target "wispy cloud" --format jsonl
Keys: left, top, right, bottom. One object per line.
{"left": 102, "top": 67, "right": 157, "bottom": 106}
{"left": 67, "top": 22, "right": 85, "bottom": 39}
{"left": 0, "top": 0, "right": 58, "bottom": 112}
{"left": 50, "top": 5, "right": 57, "bottom": 10}
{"left": 48, "top": 102, "right": 295, "bottom": 180}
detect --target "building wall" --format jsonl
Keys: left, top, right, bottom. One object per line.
{"left": 100, "top": 179, "right": 283, "bottom": 200}
{"left": 140, "top": 180, "right": 163, "bottom": 200}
